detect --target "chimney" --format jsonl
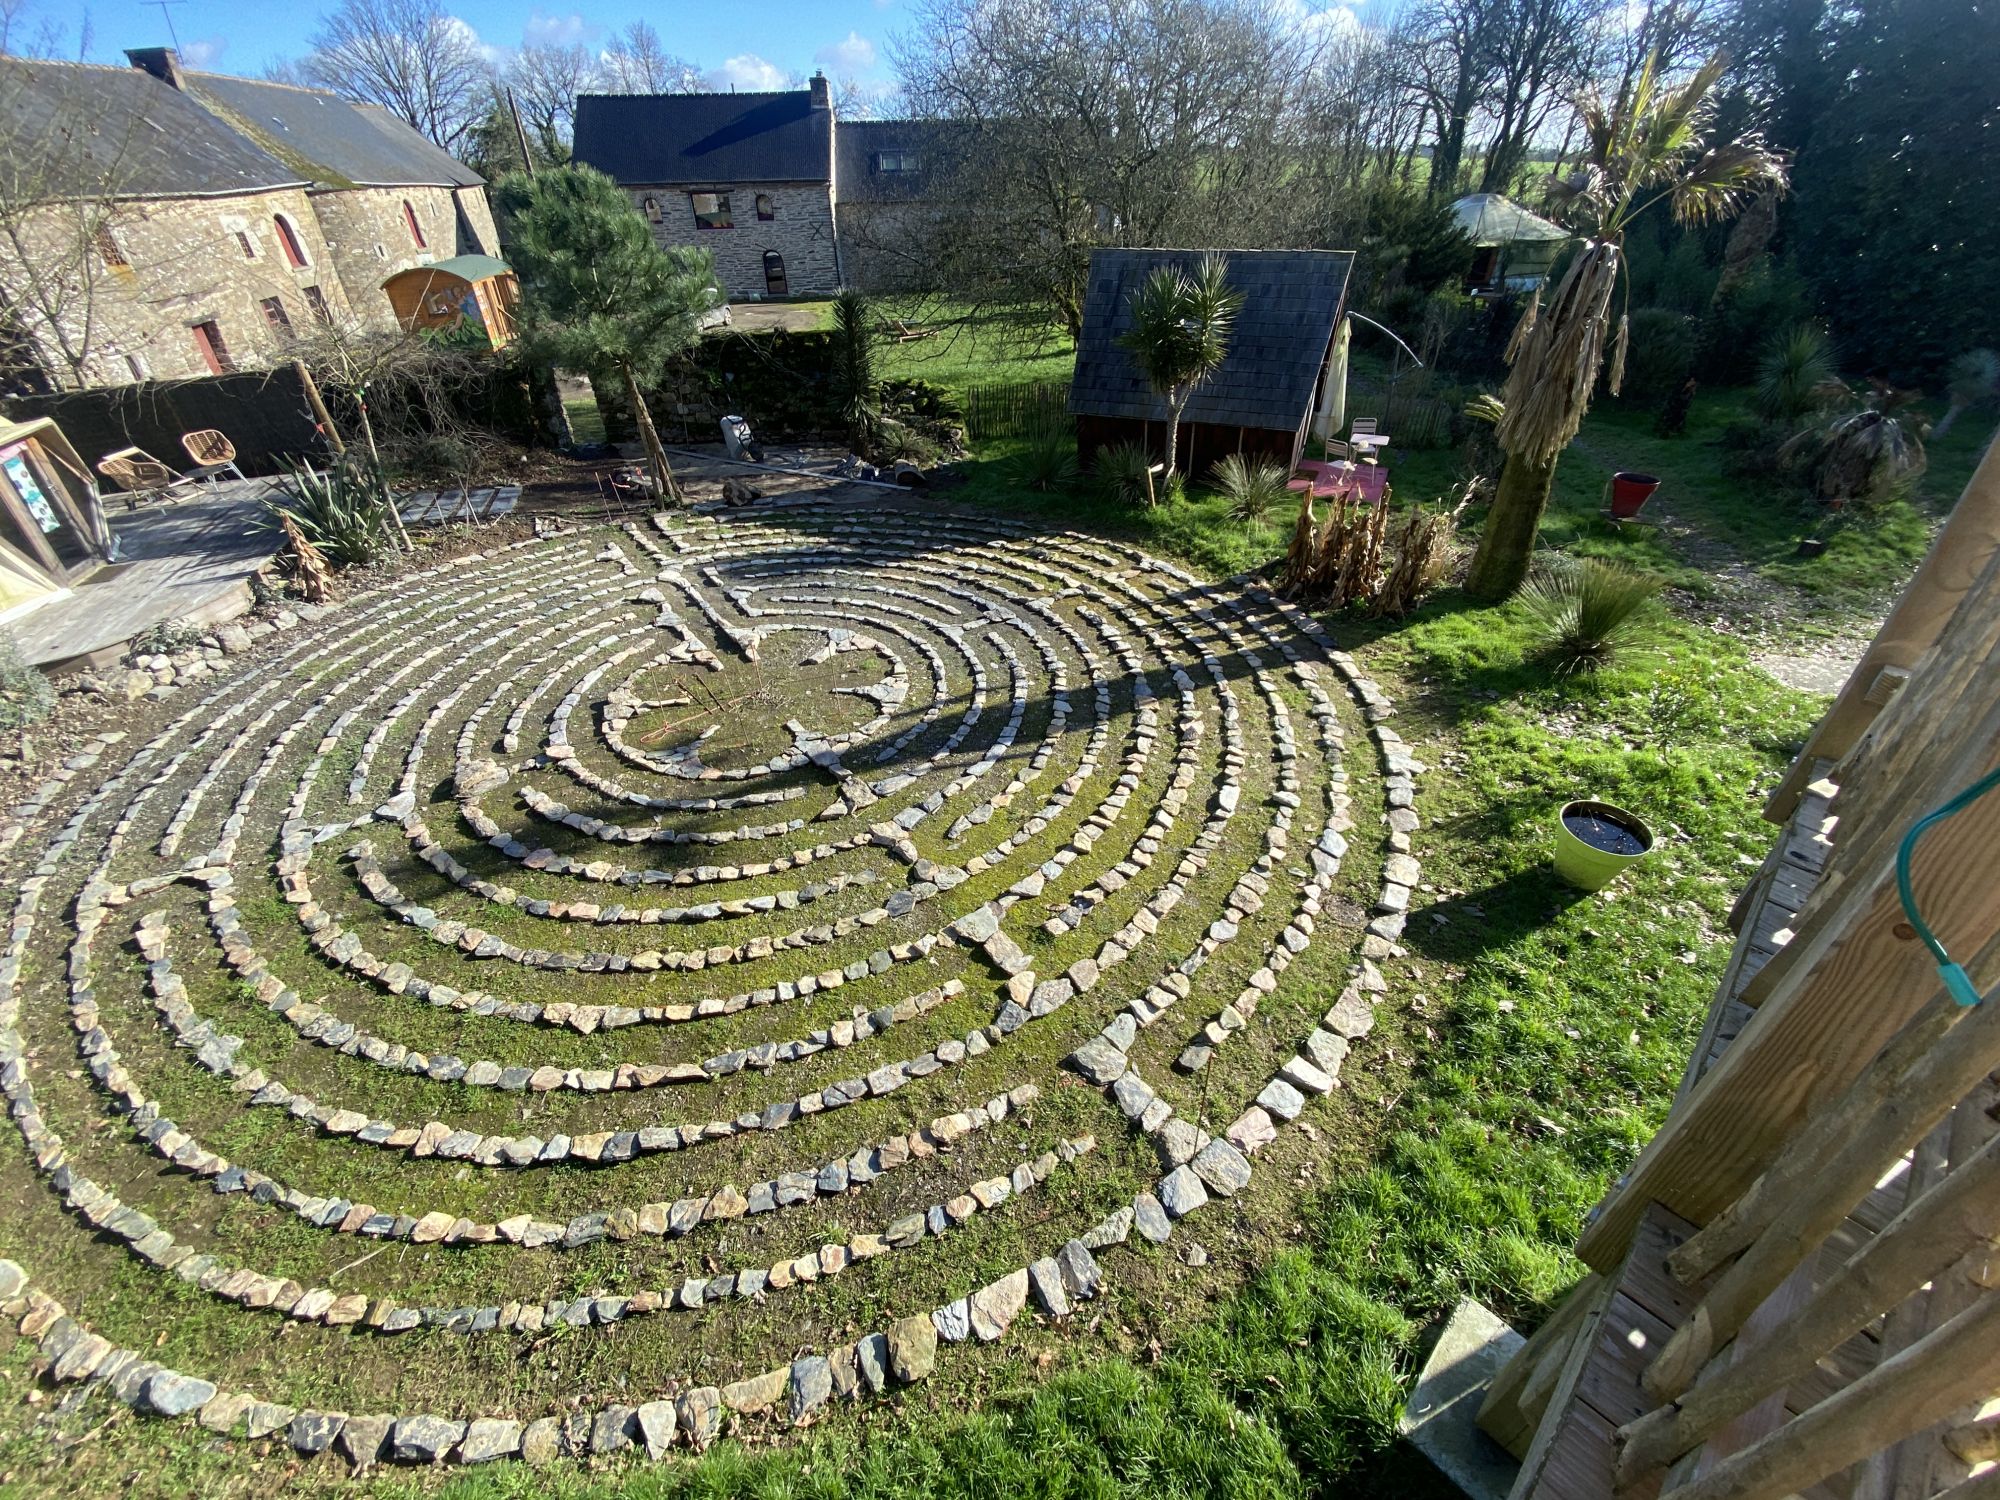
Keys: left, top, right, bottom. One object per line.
{"left": 127, "top": 47, "right": 187, "bottom": 90}
{"left": 809, "top": 71, "right": 831, "bottom": 110}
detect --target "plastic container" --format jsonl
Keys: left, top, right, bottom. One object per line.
{"left": 1609, "top": 471, "right": 1662, "bottom": 519}
{"left": 1553, "top": 799, "right": 1655, "bottom": 891}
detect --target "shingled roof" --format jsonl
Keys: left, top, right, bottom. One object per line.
{"left": 0, "top": 57, "right": 303, "bottom": 201}
{"left": 573, "top": 90, "right": 833, "bottom": 185}
{"left": 185, "top": 73, "right": 483, "bottom": 189}
{"left": 1069, "top": 249, "right": 1355, "bottom": 431}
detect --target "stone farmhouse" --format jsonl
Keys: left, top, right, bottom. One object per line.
{"left": 0, "top": 48, "right": 497, "bottom": 391}
{"left": 571, "top": 78, "right": 954, "bottom": 300}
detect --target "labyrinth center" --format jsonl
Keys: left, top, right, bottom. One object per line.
{"left": 0, "top": 494, "right": 1422, "bottom": 1467}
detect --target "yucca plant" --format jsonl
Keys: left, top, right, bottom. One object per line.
{"left": 1753, "top": 323, "right": 1837, "bottom": 422}
{"left": 265, "top": 457, "right": 398, "bottom": 568}
{"left": 1095, "top": 440, "right": 1160, "bottom": 507}
{"left": 1006, "top": 419, "right": 1081, "bottom": 492}
{"left": 1518, "top": 556, "right": 1667, "bottom": 674}
{"left": 1211, "top": 453, "right": 1291, "bottom": 523}
{"left": 1781, "top": 405, "right": 1927, "bottom": 508}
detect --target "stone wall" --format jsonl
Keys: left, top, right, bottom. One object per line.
{"left": 311, "top": 184, "right": 495, "bottom": 332}
{"left": 627, "top": 183, "right": 840, "bottom": 301}
{"left": 836, "top": 201, "right": 944, "bottom": 293}
{"left": 3, "top": 186, "right": 365, "bottom": 389}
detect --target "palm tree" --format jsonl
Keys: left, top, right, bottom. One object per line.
{"left": 1120, "top": 253, "right": 1243, "bottom": 483}
{"left": 1463, "top": 53, "right": 1788, "bottom": 601}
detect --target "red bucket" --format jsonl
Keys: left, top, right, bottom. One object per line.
{"left": 1609, "top": 471, "right": 1661, "bottom": 519}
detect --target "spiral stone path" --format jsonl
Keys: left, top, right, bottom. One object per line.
{"left": 0, "top": 489, "right": 1423, "bottom": 1471}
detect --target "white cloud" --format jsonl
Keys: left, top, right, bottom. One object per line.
{"left": 707, "top": 53, "right": 790, "bottom": 90}
{"left": 1270, "top": 0, "right": 1365, "bottom": 41}
{"left": 441, "top": 14, "right": 505, "bottom": 68}
{"left": 522, "top": 10, "right": 598, "bottom": 47}
{"left": 180, "top": 37, "right": 227, "bottom": 67}
{"left": 815, "top": 30, "right": 878, "bottom": 76}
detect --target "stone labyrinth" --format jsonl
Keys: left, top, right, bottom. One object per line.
{"left": 0, "top": 493, "right": 1424, "bottom": 1471}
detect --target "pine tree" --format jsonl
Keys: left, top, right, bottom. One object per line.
{"left": 495, "top": 166, "right": 720, "bottom": 502}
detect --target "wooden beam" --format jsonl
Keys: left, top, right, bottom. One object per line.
{"left": 1641, "top": 990, "right": 2000, "bottom": 1401}
{"left": 1478, "top": 1274, "right": 1603, "bottom": 1459}
{"left": 1617, "top": 1127, "right": 2000, "bottom": 1479}
{"left": 1654, "top": 1290, "right": 2000, "bottom": 1500}
{"left": 1576, "top": 725, "right": 2000, "bottom": 1272}
{"left": 1765, "top": 438, "right": 2000, "bottom": 823}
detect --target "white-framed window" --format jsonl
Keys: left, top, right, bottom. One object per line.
{"left": 874, "top": 151, "right": 920, "bottom": 173}
{"left": 642, "top": 196, "right": 663, "bottom": 224}
{"left": 272, "top": 212, "right": 310, "bottom": 268}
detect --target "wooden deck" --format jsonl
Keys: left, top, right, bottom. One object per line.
{"left": 13, "top": 481, "right": 283, "bottom": 672}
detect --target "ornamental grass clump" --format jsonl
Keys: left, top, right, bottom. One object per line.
{"left": 1211, "top": 453, "right": 1290, "bottom": 523}
{"left": 1096, "top": 440, "right": 1160, "bottom": 507}
{"left": 1519, "top": 555, "right": 1667, "bottom": 674}
{"left": 1007, "top": 418, "right": 1081, "bottom": 492}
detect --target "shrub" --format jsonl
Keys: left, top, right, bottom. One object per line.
{"left": 1211, "top": 453, "right": 1290, "bottom": 523}
{"left": 1780, "top": 407, "right": 1928, "bottom": 508}
{"left": 0, "top": 629, "right": 53, "bottom": 732}
{"left": 1754, "top": 324, "right": 1839, "bottom": 422}
{"left": 1005, "top": 420, "right": 1081, "bottom": 492}
{"left": 266, "top": 457, "right": 398, "bottom": 568}
{"left": 1617, "top": 308, "right": 1699, "bottom": 402}
{"left": 1095, "top": 440, "right": 1160, "bottom": 507}
{"left": 1518, "top": 556, "right": 1667, "bottom": 675}
{"left": 1700, "top": 259, "right": 1814, "bottom": 383}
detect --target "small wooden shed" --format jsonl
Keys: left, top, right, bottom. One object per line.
{"left": 1068, "top": 248, "right": 1355, "bottom": 478}
{"left": 0, "top": 416, "right": 113, "bottom": 619}
{"left": 381, "top": 255, "right": 521, "bottom": 349}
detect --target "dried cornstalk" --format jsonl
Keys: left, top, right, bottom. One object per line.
{"left": 279, "top": 512, "right": 332, "bottom": 603}
{"left": 1375, "top": 483, "right": 1473, "bottom": 617}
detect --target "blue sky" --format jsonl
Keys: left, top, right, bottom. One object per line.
{"left": 42, "top": 0, "right": 911, "bottom": 96}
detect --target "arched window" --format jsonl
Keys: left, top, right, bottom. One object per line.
{"left": 755, "top": 193, "right": 775, "bottom": 221}
{"left": 763, "top": 251, "right": 788, "bottom": 296}
{"left": 273, "top": 214, "right": 308, "bottom": 269}
{"left": 402, "top": 199, "right": 427, "bottom": 249}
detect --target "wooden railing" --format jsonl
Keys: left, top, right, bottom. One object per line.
{"left": 1475, "top": 435, "right": 2000, "bottom": 1500}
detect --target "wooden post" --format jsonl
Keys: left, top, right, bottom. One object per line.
{"left": 506, "top": 87, "right": 537, "bottom": 178}
{"left": 294, "top": 359, "right": 345, "bottom": 457}
{"left": 1641, "top": 984, "right": 2000, "bottom": 1402}
{"left": 1617, "top": 1127, "right": 2000, "bottom": 1480}
{"left": 1654, "top": 1291, "right": 2000, "bottom": 1500}
{"left": 1764, "top": 439, "right": 2000, "bottom": 823}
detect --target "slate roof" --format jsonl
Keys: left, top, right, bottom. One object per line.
{"left": 0, "top": 57, "right": 303, "bottom": 201}
{"left": 835, "top": 118, "right": 977, "bottom": 204}
{"left": 1068, "top": 249, "right": 1355, "bottom": 431}
{"left": 573, "top": 90, "right": 833, "bottom": 185}
{"left": 186, "top": 73, "right": 483, "bottom": 189}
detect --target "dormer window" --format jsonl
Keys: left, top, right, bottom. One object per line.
{"left": 875, "top": 151, "right": 919, "bottom": 173}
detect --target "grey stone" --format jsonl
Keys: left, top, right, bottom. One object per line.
{"left": 1158, "top": 1165, "right": 1209, "bottom": 1218}
{"left": 591, "top": 1405, "right": 635, "bottom": 1454}
{"left": 141, "top": 1370, "right": 217, "bottom": 1418}
{"left": 1067, "top": 1036, "right": 1127, "bottom": 1085}
{"left": 290, "top": 1409, "right": 346, "bottom": 1453}
{"left": 677, "top": 1386, "right": 723, "bottom": 1451}
{"left": 1133, "top": 1192, "right": 1173, "bottom": 1243}
{"left": 967, "top": 1269, "right": 1029, "bottom": 1340}
{"left": 1029, "top": 1257, "right": 1071, "bottom": 1317}
{"left": 789, "top": 1355, "right": 833, "bottom": 1423}
{"left": 856, "top": 1332, "right": 892, "bottom": 1392}
{"left": 390, "top": 1413, "right": 463, "bottom": 1464}
{"left": 1056, "top": 1239, "right": 1103, "bottom": 1299}
{"left": 1190, "top": 1139, "right": 1253, "bottom": 1197}
{"left": 339, "top": 1414, "right": 393, "bottom": 1470}
{"left": 637, "top": 1400, "right": 678, "bottom": 1458}
{"left": 456, "top": 1417, "right": 523, "bottom": 1463}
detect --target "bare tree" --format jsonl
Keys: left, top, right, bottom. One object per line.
{"left": 1406, "top": 0, "right": 1503, "bottom": 198}
{"left": 0, "top": 0, "right": 91, "bottom": 61}
{"left": 599, "top": 21, "right": 707, "bottom": 94}
{"left": 1475, "top": 0, "right": 1611, "bottom": 192}
{"left": 506, "top": 42, "right": 601, "bottom": 157}
{"left": 893, "top": 0, "right": 1332, "bottom": 333}
{"left": 296, "top": 0, "right": 491, "bottom": 151}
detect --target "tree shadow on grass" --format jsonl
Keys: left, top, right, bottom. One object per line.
{"left": 1404, "top": 865, "right": 1597, "bottom": 963}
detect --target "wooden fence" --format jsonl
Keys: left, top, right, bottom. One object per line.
{"left": 963, "top": 378, "right": 1070, "bottom": 442}
{"left": 4, "top": 366, "right": 326, "bottom": 476}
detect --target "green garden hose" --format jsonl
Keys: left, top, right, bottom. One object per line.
{"left": 1895, "top": 765, "right": 2000, "bottom": 1006}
